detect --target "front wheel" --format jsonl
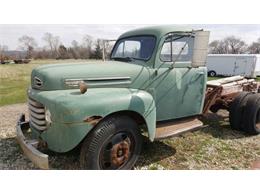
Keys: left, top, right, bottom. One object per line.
{"left": 80, "top": 115, "right": 142, "bottom": 170}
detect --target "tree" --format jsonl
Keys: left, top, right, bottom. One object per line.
{"left": 209, "top": 36, "right": 247, "bottom": 54}
{"left": 82, "top": 35, "right": 93, "bottom": 49}
{"left": 81, "top": 35, "right": 93, "bottom": 59}
{"left": 223, "top": 36, "right": 247, "bottom": 54}
{"left": 248, "top": 38, "right": 260, "bottom": 54}
{"left": 209, "top": 40, "right": 227, "bottom": 54}
{"left": 0, "top": 45, "right": 8, "bottom": 62}
{"left": 71, "top": 40, "right": 79, "bottom": 48}
{"left": 92, "top": 39, "right": 103, "bottom": 59}
{"left": 70, "top": 40, "right": 81, "bottom": 59}
{"left": 42, "top": 33, "right": 60, "bottom": 58}
{"left": 104, "top": 40, "right": 115, "bottom": 59}
{"left": 58, "top": 45, "right": 69, "bottom": 59}
{"left": 18, "top": 35, "right": 37, "bottom": 58}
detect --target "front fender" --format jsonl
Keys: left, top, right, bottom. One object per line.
{"left": 29, "top": 88, "right": 156, "bottom": 152}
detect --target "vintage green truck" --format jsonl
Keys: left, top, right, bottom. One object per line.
{"left": 16, "top": 26, "right": 260, "bottom": 170}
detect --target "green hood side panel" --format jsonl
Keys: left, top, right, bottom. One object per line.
{"left": 29, "top": 88, "right": 156, "bottom": 153}
{"left": 31, "top": 61, "right": 151, "bottom": 91}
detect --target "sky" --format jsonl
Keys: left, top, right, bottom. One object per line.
{"left": 0, "top": 24, "right": 260, "bottom": 50}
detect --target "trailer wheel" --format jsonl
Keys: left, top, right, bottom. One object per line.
{"left": 229, "top": 92, "right": 251, "bottom": 130}
{"left": 241, "top": 93, "right": 260, "bottom": 135}
{"left": 80, "top": 115, "right": 142, "bottom": 170}
{"left": 208, "top": 71, "right": 217, "bottom": 77}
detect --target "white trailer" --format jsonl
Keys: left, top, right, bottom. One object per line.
{"left": 206, "top": 54, "right": 260, "bottom": 78}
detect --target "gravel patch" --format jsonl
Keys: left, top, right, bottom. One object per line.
{"left": 0, "top": 104, "right": 80, "bottom": 169}
{"left": 0, "top": 104, "right": 36, "bottom": 169}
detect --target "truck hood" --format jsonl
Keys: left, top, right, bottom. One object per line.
{"left": 31, "top": 61, "right": 151, "bottom": 91}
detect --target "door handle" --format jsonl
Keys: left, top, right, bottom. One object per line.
{"left": 197, "top": 72, "right": 205, "bottom": 75}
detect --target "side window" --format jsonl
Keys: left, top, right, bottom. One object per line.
{"left": 160, "top": 35, "right": 194, "bottom": 62}
{"left": 160, "top": 41, "right": 171, "bottom": 62}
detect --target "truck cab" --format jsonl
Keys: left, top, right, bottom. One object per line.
{"left": 16, "top": 26, "right": 217, "bottom": 169}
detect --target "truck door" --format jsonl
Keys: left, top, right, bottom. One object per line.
{"left": 234, "top": 58, "right": 247, "bottom": 76}
{"left": 152, "top": 34, "right": 207, "bottom": 121}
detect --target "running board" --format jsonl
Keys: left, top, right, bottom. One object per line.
{"left": 155, "top": 117, "right": 204, "bottom": 140}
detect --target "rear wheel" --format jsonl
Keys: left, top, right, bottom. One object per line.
{"left": 80, "top": 115, "right": 142, "bottom": 170}
{"left": 208, "top": 71, "right": 217, "bottom": 77}
{"left": 229, "top": 92, "right": 251, "bottom": 130}
{"left": 241, "top": 93, "right": 260, "bottom": 135}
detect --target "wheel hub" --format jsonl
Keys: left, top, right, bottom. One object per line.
{"left": 99, "top": 132, "right": 133, "bottom": 169}
{"left": 111, "top": 141, "right": 130, "bottom": 166}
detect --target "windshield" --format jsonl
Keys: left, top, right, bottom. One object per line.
{"left": 111, "top": 36, "right": 156, "bottom": 61}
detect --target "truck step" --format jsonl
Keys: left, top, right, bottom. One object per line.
{"left": 155, "top": 117, "right": 204, "bottom": 140}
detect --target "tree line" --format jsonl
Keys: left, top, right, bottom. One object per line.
{"left": 1, "top": 34, "right": 260, "bottom": 62}
{"left": 0, "top": 33, "right": 115, "bottom": 61}
{"left": 209, "top": 36, "right": 260, "bottom": 54}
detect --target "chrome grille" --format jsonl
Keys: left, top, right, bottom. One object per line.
{"left": 28, "top": 98, "right": 46, "bottom": 131}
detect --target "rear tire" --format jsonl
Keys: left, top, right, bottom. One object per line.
{"left": 229, "top": 92, "right": 251, "bottom": 130}
{"left": 80, "top": 115, "right": 142, "bottom": 170}
{"left": 241, "top": 93, "right": 260, "bottom": 135}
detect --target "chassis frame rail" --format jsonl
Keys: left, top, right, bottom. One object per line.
{"left": 203, "top": 76, "right": 259, "bottom": 114}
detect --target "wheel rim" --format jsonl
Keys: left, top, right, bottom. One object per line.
{"left": 210, "top": 72, "right": 215, "bottom": 77}
{"left": 99, "top": 132, "right": 135, "bottom": 170}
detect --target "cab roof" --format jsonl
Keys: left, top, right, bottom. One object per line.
{"left": 119, "top": 25, "right": 194, "bottom": 39}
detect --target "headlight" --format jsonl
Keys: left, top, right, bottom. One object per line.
{"left": 45, "top": 108, "right": 52, "bottom": 126}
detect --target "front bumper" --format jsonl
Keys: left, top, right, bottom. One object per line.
{"left": 16, "top": 114, "right": 49, "bottom": 169}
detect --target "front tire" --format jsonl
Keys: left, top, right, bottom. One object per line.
{"left": 80, "top": 115, "right": 142, "bottom": 170}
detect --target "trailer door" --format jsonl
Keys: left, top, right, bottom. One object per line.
{"left": 234, "top": 58, "right": 247, "bottom": 76}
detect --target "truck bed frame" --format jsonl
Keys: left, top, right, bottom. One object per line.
{"left": 203, "top": 76, "right": 258, "bottom": 114}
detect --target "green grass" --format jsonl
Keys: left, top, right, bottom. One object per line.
{"left": 0, "top": 59, "right": 90, "bottom": 106}
{"left": 207, "top": 76, "right": 220, "bottom": 81}
{"left": 0, "top": 78, "right": 30, "bottom": 106}
{"left": 255, "top": 77, "right": 260, "bottom": 81}
{"left": 134, "top": 112, "right": 260, "bottom": 170}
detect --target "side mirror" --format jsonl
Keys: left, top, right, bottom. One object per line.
{"left": 192, "top": 31, "right": 210, "bottom": 68}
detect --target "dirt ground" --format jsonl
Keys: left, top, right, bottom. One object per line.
{"left": 0, "top": 103, "right": 259, "bottom": 170}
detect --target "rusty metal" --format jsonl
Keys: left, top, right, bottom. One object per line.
{"left": 111, "top": 140, "right": 130, "bottom": 167}
{"left": 84, "top": 115, "right": 103, "bottom": 126}
{"left": 16, "top": 114, "right": 49, "bottom": 169}
{"left": 203, "top": 76, "right": 259, "bottom": 114}
{"left": 203, "top": 85, "right": 223, "bottom": 114}
{"left": 79, "top": 81, "right": 88, "bottom": 94}
{"left": 155, "top": 117, "right": 204, "bottom": 140}
{"left": 14, "top": 59, "right": 31, "bottom": 64}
